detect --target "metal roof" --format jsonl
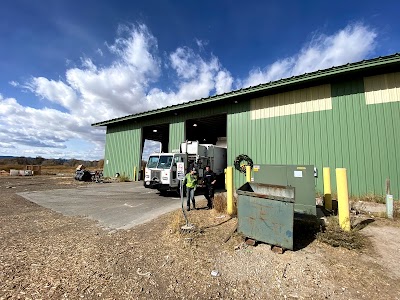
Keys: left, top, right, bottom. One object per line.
{"left": 92, "top": 53, "right": 400, "bottom": 127}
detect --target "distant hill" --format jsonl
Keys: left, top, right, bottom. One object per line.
{"left": 0, "top": 156, "right": 103, "bottom": 168}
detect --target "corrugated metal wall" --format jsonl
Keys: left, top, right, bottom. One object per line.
{"left": 362, "top": 72, "right": 400, "bottom": 197}
{"left": 103, "top": 124, "right": 142, "bottom": 179}
{"left": 228, "top": 75, "right": 400, "bottom": 199}
{"left": 228, "top": 85, "right": 334, "bottom": 191}
{"left": 226, "top": 101, "right": 251, "bottom": 189}
{"left": 102, "top": 71, "right": 399, "bottom": 198}
{"left": 169, "top": 121, "right": 185, "bottom": 152}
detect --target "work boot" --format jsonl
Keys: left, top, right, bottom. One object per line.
{"left": 186, "top": 206, "right": 190, "bottom": 211}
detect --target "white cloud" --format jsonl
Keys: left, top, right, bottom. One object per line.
{"left": 215, "top": 70, "right": 234, "bottom": 94}
{"left": 96, "top": 48, "right": 104, "bottom": 56}
{"left": 9, "top": 81, "right": 19, "bottom": 87}
{"left": 0, "top": 23, "right": 378, "bottom": 160}
{"left": 195, "top": 39, "right": 208, "bottom": 50}
{"left": 27, "top": 77, "right": 79, "bottom": 109}
{"left": 242, "top": 23, "right": 377, "bottom": 87}
{"left": 81, "top": 58, "right": 97, "bottom": 72}
{"left": 170, "top": 47, "right": 199, "bottom": 80}
{"left": 108, "top": 24, "right": 160, "bottom": 78}
{"left": 168, "top": 47, "right": 233, "bottom": 101}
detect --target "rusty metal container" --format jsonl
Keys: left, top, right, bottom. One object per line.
{"left": 237, "top": 182, "right": 295, "bottom": 250}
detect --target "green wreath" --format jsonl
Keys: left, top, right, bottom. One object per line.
{"left": 234, "top": 154, "right": 253, "bottom": 174}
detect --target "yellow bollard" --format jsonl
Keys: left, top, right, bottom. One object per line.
{"left": 336, "top": 168, "right": 351, "bottom": 231}
{"left": 224, "top": 168, "right": 227, "bottom": 190}
{"left": 323, "top": 167, "right": 332, "bottom": 211}
{"left": 246, "top": 165, "right": 251, "bottom": 183}
{"left": 226, "top": 166, "right": 234, "bottom": 215}
{"left": 133, "top": 166, "right": 137, "bottom": 181}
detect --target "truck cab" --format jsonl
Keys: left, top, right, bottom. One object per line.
{"left": 144, "top": 153, "right": 186, "bottom": 192}
{"left": 144, "top": 140, "right": 227, "bottom": 194}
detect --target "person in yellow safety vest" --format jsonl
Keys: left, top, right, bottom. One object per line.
{"left": 183, "top": 168, "right": 198, "bottom": 211}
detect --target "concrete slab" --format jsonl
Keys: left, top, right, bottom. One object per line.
{"left": 17, "top": 182, "right": 190, "bottom": 230}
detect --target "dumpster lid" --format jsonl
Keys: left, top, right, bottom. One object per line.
{"left": 237, "top": 182, "right": 295, "bottom": 203}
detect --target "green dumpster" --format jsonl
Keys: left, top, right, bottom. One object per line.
{"left": 237, "top": 182, "right": 295, "bottom": 250}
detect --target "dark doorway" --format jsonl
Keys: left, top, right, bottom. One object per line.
{"left": 142, "top": 123, "right": 169, "bottom": 153}
{"left": 185, "top": 114, "right": 227, "bottom": 145}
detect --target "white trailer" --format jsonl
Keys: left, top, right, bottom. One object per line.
{"left": 144, "top": 140, "right": 227, "bottom": 194}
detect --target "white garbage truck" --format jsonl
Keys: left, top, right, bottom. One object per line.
{"left": 144, "top": 140, "right": 227, "bottom": 194}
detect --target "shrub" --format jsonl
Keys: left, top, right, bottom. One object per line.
{"left": 118, "top": 173, "right": 130, "bottom": 182}
{"left": 316, "top": 216, "right": 367, "bottom": 250}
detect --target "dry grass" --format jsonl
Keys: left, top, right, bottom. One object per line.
{"left": 1, "top": 164, "right": 82, "bottom": 176}
{"left": 41, "top": 166, "right": 76, "bottom": 175}
{"left": 169, "top": 210, "right": 185, "bottom": 234}
{"left": 213, "top": 193, "right": 237, "bottom": 215}
{"left": 316, "top": 216, "right": 367, "bottom": 250}
{"left": 118, "top": 173, "right": 130, "bottom": 182}
{"left": 394, "top": 202, "right": 400, "bottom": 219}
{"left": 0, "top": 164, "right": 21, "bottom": 172}
{"left": 213, "top": 193, "right": 227, "bottom": 213}
{"left": 350, "top": 193, "right": 386, "bottom": 204}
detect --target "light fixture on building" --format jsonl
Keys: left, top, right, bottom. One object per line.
{"left": 193, "top": 123, "right": 197, "bottom": 127}
{"left": 234, "top": 100, "right": 238, "bottom": 104}
{"left": 153, "top": 129, "right": 158, "bottom": 132}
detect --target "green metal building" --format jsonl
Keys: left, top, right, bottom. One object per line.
{"left": 92, "top": 53, "right": 400, "bottom": 199}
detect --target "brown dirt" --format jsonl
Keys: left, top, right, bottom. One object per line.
{"left": 1, "top": 176, "right": 400, "bottom": 299}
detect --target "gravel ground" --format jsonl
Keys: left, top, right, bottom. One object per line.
{"left": 1, "top": 175, "right": 399, "bottom": 299}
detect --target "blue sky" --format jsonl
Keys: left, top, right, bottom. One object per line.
{"left": 0, "top": 0, "right": 399, "bottom": 160}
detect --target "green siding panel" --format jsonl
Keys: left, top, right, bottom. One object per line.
{"left": 226, "top": 102, "right": 252, "bottom": 189}
{"left": 169, "top": 121, "right": 185, "bottom": 152}
{"left": 101, "top": 73, "right": 399, "bottom": 199}
{"left": 227, "top": 78, "right": 399, "bottom": 199}
{"left": 331, "top": 79, "right": 399, "bottom": 199}
{"left": 103, "top": 124, "right": 142, "bottom": 179}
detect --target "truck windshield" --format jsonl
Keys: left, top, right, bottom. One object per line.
{"left": 147, "top": 156, "right": 159, "bottom": 168}
{"left": 157, "top": 155, "right": 173, "bottom": 169}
